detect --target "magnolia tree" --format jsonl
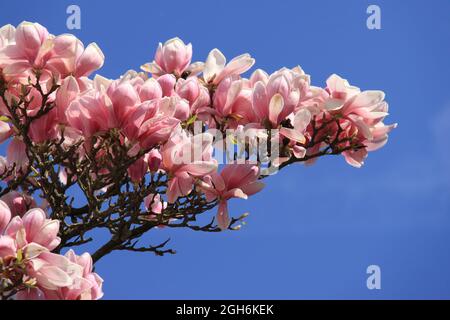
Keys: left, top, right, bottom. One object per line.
{"left": 0, "top": 22, "right": 396, "bottom": 300}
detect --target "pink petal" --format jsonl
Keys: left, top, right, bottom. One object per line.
{"left": 75, "top": 43, "right": 104, "bottom": 77}
{"left": 268, "top": 94, "right": 284, "bottom": 127}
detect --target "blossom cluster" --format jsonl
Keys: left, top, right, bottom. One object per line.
{"left": 0, "top": 196, "right": 103, "bottom": 300}
{"left": 0, "top": 22, "right": 396, "bottom": 299}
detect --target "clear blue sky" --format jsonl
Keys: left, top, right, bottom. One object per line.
{"left": 1, "top": 0, "right": 450, "bottom": 299}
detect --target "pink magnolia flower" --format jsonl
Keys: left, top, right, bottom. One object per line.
{"left": 161, "top": 130, "right": 217, "bottom": 203}
{"left": 41, "top": 250, "right": 103, "bottom": 300}
{"left": 26, "top": 250, "right": 76, "bottom": 291}
{"left": 66, "top": 89, "right": 114, "bottom": 138}
{"left": 0, "top": 193, "right": 102, "bottom": 300}
{"left": 122, "top": 99, "right": 180, "bottom": 149}
{"left": 322, "top": 74, "right": 397, "bottom": 167}
{"left": 12, "top": 246, "right": 102, "bottom": 300}
{"left": 252, "top": 68, "right": 304, "bottom": 128}
{"left": 203, "top": 49, "right": 255, "bottom": 85}
{"left": 141, "top": 38, "right": 194, "bottom": 77}
{"left": 175, "top": 77, "right": 200, "bottom": 104}
{"left": 144, "top": 193, "right": 167, "bottom": 215}
{"left": 0, "top": 207, "right": 68, "bottom": 291}
{"left": 0, "top": 191, "right": 36, "bottom": 217}
{"left": 212, "top": 75, "right": 256, "bottom": 127}
{"left": 5, "top": 208, "right": 61, "bottom": 251}
{"left": 141, "top": 193, "right": 168, "bottom": 225}
{"left": 47, "top": 35, "right": 104, "bottom": 80}
{"left": 198, "top": 164, "right": 265, "bottom": 230}
{"left": 0, "top": 236, "right": 81, "bottom": 299}
{"left": 323, "top": 73, "right": 361, "bottom": 111}
{"left": 0, "top": 21, "right": 103, "bottom": 88}
{"left": 175, "top": 77, "right": 210, "bottom": 115}
{"left": 65, "top": 250, "right": 103, "bottom": 300}
{"left": 0, "top": 21, "right": 51, "bottom": 78}
{"left": 107, "top": 79, "right": 141, "bottom": 126}
{"left": 141, "top": 193, "right": 169, "bottom": 226}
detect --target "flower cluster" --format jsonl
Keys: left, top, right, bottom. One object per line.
{"left": 0, "top": 22, "right": 396, "bottom": 299}
{"left": 0, "top": 197, "right": 103, "bottom": 300}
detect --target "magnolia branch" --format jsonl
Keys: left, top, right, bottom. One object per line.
{"left": 0, "top": 22, "right": 395, "bottom": 300}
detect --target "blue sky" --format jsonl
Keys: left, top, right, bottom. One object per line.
{"left": 1, "top": 0, "right": 450, "bottom": 299}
